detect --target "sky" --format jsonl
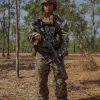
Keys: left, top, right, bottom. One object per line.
{"left": 75, "top": 0, "right": 86, "bottom": 3}
{"left": 20, "top": 0, "right": 100, "bottom": 36}
{"left": 21, "top": 0, "right": 87, "bottom": 23}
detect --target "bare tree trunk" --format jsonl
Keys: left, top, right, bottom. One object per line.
{"left": 2, "top": 0, "right": 6, "bottom": 57}
{"left": 15, "top": 0, "right": 19, "bottom": 78}
{"left": 18, "top": 0, "right": 21, "bottom": 50}
{"left": 12, "top": 18, "right": 15, "bottom": 52}
{"left": 7, "top": 0, "right": 10, "bottom": 58}
{"left": 74, "top": 38, "right": 76, "bottom": 53}
{"left": 92, "top": 3, "right": 96, "bottom": 52}
{"left": 91, "top": 0, "right": 96, "bottom": 52}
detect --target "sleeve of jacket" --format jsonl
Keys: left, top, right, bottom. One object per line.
{"left": 57, "top": 17, "right": 69, "bottom": 56}
{"left": 27, "top": 21, "right": 40, "bottom": 43}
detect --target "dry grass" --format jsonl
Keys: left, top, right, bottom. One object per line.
{"left": 0, "top": 53, "right": 100, "bottom": 100}
{"left": 72, "top": 54, "right": 100, "bottom": 71}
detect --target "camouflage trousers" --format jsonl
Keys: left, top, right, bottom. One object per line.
{"left": 35, "top": 52, "right": 68, "bottom": 100}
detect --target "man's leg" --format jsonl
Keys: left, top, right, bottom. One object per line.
{"left": 36, "top": 53, "right": 50, "bottom": 100}
{"left": 52, "top": 60, "right": 68, "bottom": 100}
{"left": 55, "top": 78, "right": 68, "bottom": 100}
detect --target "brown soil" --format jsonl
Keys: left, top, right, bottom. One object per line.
{"left": 0, "top": 53, "right": 100, "bottom": 100}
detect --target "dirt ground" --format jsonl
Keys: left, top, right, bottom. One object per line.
{"left": 0, "top": 53, "right": 100, "bottom": 100}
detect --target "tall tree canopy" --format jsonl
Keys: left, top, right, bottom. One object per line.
{"left": 0, "top": 0, "right": 100, "bottom": 54}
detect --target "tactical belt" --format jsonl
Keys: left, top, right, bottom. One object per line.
{"left": 38, "top": 47, "right": 51, "bottom": 54}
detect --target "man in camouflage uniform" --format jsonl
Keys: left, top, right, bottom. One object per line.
{"left": 28, "top": 0, "right": 69, "bottom": 100}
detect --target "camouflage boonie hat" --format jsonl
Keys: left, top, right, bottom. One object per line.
{"left": 41, "top": 0, "right": 56, "bottom": 4}
{"left": 41, "top": 0, "right": 57, "bottom": 11}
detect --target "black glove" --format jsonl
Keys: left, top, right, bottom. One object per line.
{"left": 58, "top": 49, "right": 68, "bottom": 58}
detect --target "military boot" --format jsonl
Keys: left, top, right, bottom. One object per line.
{"left": 38, "top": 96, "right": 49, "bottom": 100}
{"left": 57, "top": 97, "right": 68, "bottom": 100}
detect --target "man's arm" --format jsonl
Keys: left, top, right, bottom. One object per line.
{"left": 56, "top": 17, "right": 69, "bottom": 57}
{"left": 27, "top": 21, "right": 41, "bottom": 43}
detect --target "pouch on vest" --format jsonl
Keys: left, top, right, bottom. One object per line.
{"left": 32, "top": 40, "right": 38, "bottom": 56}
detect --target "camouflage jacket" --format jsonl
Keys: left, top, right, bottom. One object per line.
{"left": 27, "top": 15, "right": 69, "bottom": 56}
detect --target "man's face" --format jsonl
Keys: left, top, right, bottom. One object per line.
{"left": 43, "top": 2, "right": 54, "bottom": 13}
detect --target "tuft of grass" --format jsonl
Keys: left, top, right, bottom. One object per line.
{"left": 78, "top": 54, "right": 99, "bottom": 71}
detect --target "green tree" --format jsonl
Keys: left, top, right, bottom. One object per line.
{"left": 22, "top": 0, "right": 41, "bottom": 23}
{"left": 80, "top": 0, "right": 100, "bottom": 52}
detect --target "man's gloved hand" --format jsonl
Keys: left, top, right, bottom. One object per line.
{"left": 35, "top": 33, "right": 41, "bottom": 41}
{"left": 58, "top": 49, "right": 68, "bottom": 59}
{"left": 62, "top": 49, "right": 68, "bottom": 57}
